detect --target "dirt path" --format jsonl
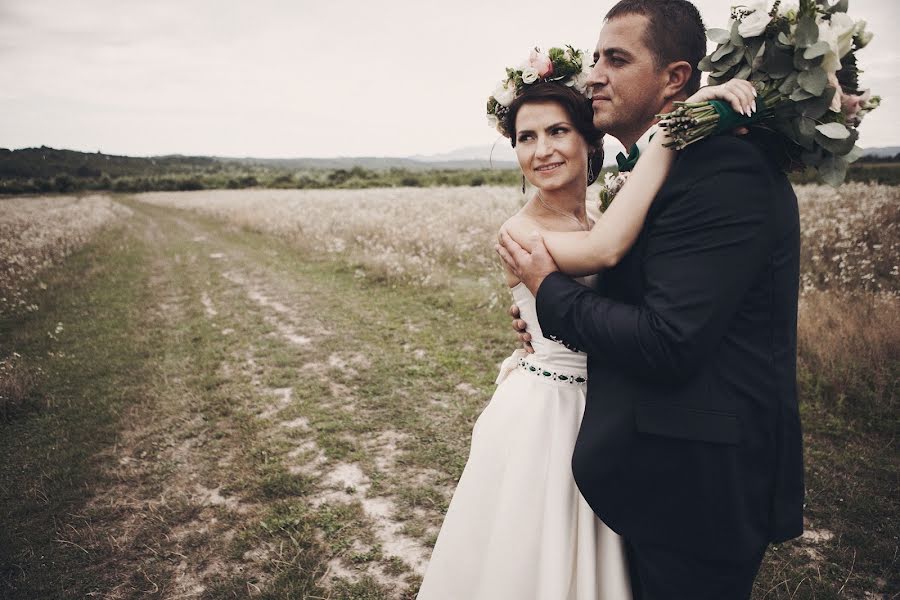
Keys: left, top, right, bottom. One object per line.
{"left": 25, "top": 198, "right": 508, "bottom": 599}
{"left": 87, "top": 199, "right": 468, "bottom": 598}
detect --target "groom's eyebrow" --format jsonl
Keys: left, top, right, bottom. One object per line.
{"left": 596, "top": 47, "right": 633, "bottom": 61}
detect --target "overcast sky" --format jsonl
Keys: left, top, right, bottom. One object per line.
{"left": 1, "top": 0, "right": 897, "bottom": 158}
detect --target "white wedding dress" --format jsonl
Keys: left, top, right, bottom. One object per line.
{"left": 417, "top": 278, "right": 631, "bottom": 600}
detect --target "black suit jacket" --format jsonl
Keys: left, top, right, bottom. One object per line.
{"left": 536, "top": 135, "right": 804, "bottom": 559}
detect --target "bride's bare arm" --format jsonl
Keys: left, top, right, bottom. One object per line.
{"left": 539, "top": 130, "right": 674, "bottom": 275}
{"left": 536, "top": 80, "right": 758, "bottom": 276}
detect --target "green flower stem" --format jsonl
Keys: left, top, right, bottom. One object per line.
{"left": 657, "top": 84, "right": 789, "bottom": 149}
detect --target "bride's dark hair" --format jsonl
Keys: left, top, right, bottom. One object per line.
{"left": 504, "top": 82, "right": 605, "bottom": 185}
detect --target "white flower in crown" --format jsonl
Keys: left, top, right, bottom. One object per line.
{"left": 486, "top": 45, "right": 594, "bottom": 139}
{"left": 492, "top": 80, "right": 516, "bottom": 107}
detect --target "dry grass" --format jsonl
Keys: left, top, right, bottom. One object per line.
{"left": 138, "top": 187, "right": 523, "bottom": 287}
{"left": 797, "top": 290, "right": 898, "bottom": 426}
{"left": 0, "top": 352, "right": 40, "bottom": 422}
{"left": 0, "top": 194, "right": 133, "bottom": 317}
{"left": 796, "top": 183, "right": 899, "bottom": 296}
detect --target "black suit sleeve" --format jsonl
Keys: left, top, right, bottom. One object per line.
{"left": 535, "top": 137, "right": 777, "bottom": 383}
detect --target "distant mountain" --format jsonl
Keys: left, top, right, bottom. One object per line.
{"left": 862, "top": 146, "right": 900, "bottom": 158}
{"left": 0, "top": 146, "right": 520, "bottom": 179}
{"left": 410, "top": 144, "right": 517, "bottom": 165}
{"left": 226, "top": 155, "right": 518, "bottom": 171}
{"left": 3, "top": 143, "right": 896, "bottom": 182}
{"left": 416, "top": 142, "right": 625, "bottom": 167}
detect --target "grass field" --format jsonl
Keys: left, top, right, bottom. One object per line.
{"left": 0, "top": 186, "right": 897, "bottom": 599}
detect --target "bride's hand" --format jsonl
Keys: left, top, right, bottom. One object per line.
{"left": 685, "top": 79, "right": 758, "bottom": 117}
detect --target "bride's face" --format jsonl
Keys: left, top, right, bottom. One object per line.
{"left": 514, "top": 101, "right": 590, "bottom": 194}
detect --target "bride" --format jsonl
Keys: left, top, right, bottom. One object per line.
{"left": 416, "top": 48, "right": 755, "bottom": 600}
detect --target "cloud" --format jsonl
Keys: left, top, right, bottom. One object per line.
{"left": 1, "top": 0, "right": 897, "bottom": 156}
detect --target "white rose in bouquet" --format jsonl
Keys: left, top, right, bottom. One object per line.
{"left": 777, "top": 2, "right": 798, "bottom": 18}
{"left": 738, "top": 2, "right": 771, "bottom": 37}
{"left": 854, "top": 19, "right": 873, "bottom": 48}
{"left": 831, "top": 12, "right": 857, "bottom": 59}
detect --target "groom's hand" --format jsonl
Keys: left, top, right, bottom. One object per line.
{"left": 509, "top": 304, "right": 534, "bottom": 353}
{"left": 496, "top": 230, "right": 559, "bottom": 297}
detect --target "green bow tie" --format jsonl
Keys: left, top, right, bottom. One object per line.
{"left": 616, "top": 143, "right": 640, "bottom": 172}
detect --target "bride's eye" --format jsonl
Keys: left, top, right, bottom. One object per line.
{"left": 551, "top": 127, "right": 569, "bottom": 135}
{"left": 517, "top": 133, "right": 534, "bottom": 143}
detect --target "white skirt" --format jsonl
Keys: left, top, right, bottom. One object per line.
{"left": 417, "top": 351, "right": 632, "bottom": 600}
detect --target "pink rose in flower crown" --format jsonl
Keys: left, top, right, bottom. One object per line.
{"left": 528, "top": 49, "right": 554, "bottom": 78}
{"left": 841, "top": 89, "right": 871, "bottom": 126}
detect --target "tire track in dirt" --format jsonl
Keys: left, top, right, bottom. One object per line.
{"left": 93, "top": 200, "right": 437, "bottom": 597}
{"left": 196, "top": 244, "right": 434, "bottom": 591}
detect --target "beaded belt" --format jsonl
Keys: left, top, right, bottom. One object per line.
{"left": 516, "top": 356, "right": 587, "bottom": 384}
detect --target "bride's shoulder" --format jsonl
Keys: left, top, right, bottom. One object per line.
{"left": 498, "top": 211, "right": 542, "bottom": 252}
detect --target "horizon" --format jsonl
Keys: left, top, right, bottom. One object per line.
{"left": 3, "top": 142, "right": 899, "bottom": 163}
{"left": 2, "top": 0, "right": 898, "bottom": 158}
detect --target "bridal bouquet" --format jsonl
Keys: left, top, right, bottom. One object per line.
{"left": 658, "top": 0, "right": 880, "bottom": 185}
{"left": 486, "top": 46, "right": 593, "bottom": 138}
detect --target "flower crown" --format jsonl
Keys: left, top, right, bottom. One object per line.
{"left": 486, "top": 45, "right": 593, "bottom": 138}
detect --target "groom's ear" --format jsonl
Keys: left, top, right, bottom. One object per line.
{"left": 662, "top": 60, "right": 693, "bottom": 101}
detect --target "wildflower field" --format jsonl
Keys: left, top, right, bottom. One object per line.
{"left": 0, "top": 184, "right": 897, "bottom": 599}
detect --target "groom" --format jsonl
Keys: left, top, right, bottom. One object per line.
{"left": 498, "top": 1, "right": 804, "bottom": 598}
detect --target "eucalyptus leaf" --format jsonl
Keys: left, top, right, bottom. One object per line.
{"left": 846, "top": 145, "right": 864, "bottom": 163}
{"left": 803, "top": 41, "right": 831, "bottom": 59}
{"left": 794, "top": 49, "right": 824, "bottom": 71}
{"left": 801, "top": 148, "right": 825, "bottom": 167}
{"left": 797, "top": 88, "right": 835, "bottom": 119}
{"left": 816, "top": 122, "right": 851, "bottom": 140}
{"left": 712, "top": 43, "right": 735, "bottom": 62}
{"left": 778, "top": 72, "right": 799, "bottom": 94}
{"left": 790, "top": 88, "right": 815, "bottom": 102}
{"left": 777, "top": 32, "right": 792, "bottom": 47}
{"left": 735, "top": 64, "right": 752, "bottom": 80}
{"left": 797, "top": 116, "right": 817, "bottom": 139}
{"left": 818, "top": 155, "right": 848, "bottom": 187}
{"left": 795, "top": 14, "right": 818, "bottom": 48}
{"left": 754, "top": 40, "right": 766, "bottom": 60}
{"left": 827, "top": 0, "right": 849, "bottom": 15}
{"left": 816, "top": 127, "right": 858, "bottom": 155}
{"left": 793, "top": 117, "right": 816, "bottom": 150}
{"left": 711, "top": 64, "right": 738, "bottom": 80}
{"left": 730, "top": 20, "right": 745, "bottom": 47}
{"left": 720, "top": 48, "right": 746, "bottom": 68}
{"left": 798, "top": 67, "right": 827, "bottom": 95}
{"left": 698, "top": 55, "right": 714, "bottom": 72}
{"left": 707, "top": 28, "right": 731, "bottom": 44}
{"left": 763, "top": 46, "right": 795, "bottom": 78}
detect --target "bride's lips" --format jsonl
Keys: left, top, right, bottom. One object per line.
{"left": 534, "top": 162, "right": 564, "bottom": 173}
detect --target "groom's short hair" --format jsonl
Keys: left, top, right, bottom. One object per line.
{"left": 605, "top": 0, "right": 706, "bottom": 96}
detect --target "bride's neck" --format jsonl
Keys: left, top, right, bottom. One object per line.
{"left": 535, "top": 187, "right": 587, "bottom": 220}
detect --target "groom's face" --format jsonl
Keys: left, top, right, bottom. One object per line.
{"left": 587, "top": 13, "right": 668, "bottom": 144}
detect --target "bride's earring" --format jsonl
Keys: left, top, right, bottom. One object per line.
{"left": 588, "top": 155, "right": 594, "bottom": 184}
{"left": 522, "top": 174, "right": 526, "bottom": 194}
